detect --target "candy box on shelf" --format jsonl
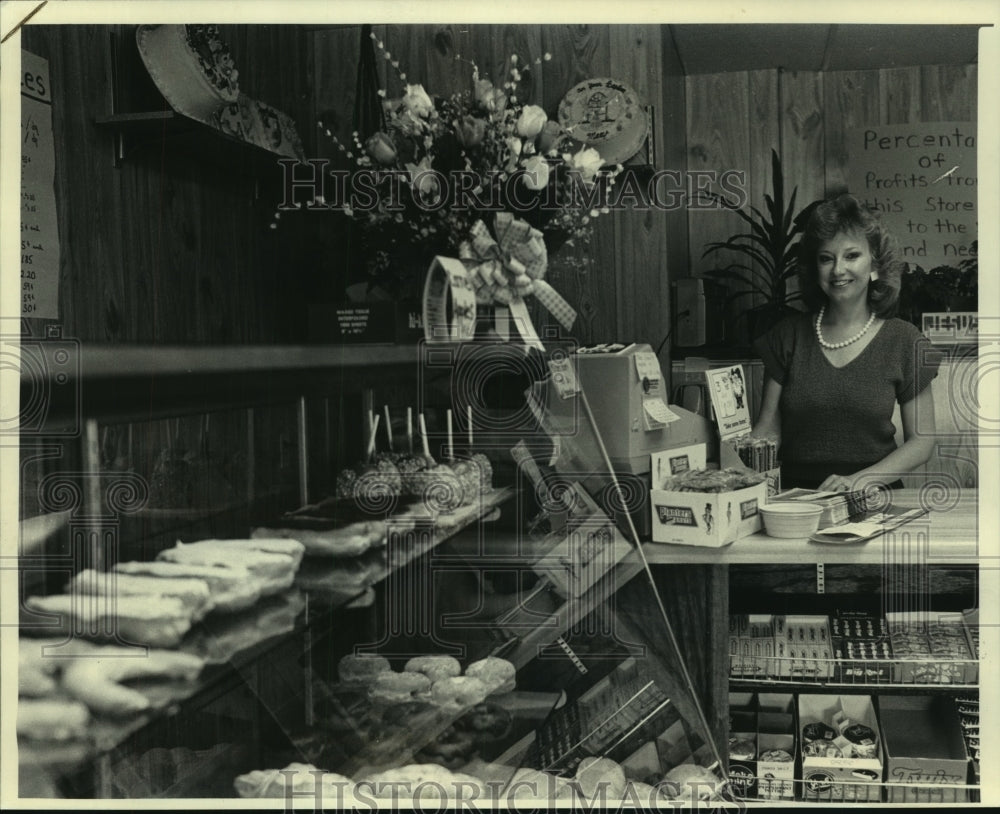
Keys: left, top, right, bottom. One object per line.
{"left": 879, "top": 695, "right": 970, "bottom": 804}
{"left": 729, "top": 615, "right": 776, "bottom": 678}
{"left": 831, "top": 612, "right": 893, "bottom": 683}
{"left": 797, "top": 694, "right": 883, "bottom": 803}
{"left": 954, "top": 694, "right": 979, "bottom": 788}
{"left": 886, "top": 611, "right": 977, "bottom": 685}
{"left": 774, "top": 615, "right": 834, "bottom": 679}
{"left": 756, "top": 693, "right": 796, "bottom": 801}
{"left": 726, "top": 692, "right": 758, "bottom": 799}
{"left": 649, "top": 473, "right": 766, "bottom": 548}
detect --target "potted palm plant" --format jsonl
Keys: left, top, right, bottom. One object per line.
{"left": 700, "top": 150, "right": 822, "bottom": 341}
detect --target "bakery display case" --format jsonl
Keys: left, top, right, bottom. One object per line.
{"left": 16, "top": 341, "right": 730, "bottom": 804}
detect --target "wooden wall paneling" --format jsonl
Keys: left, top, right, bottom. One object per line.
{"left": 879, "top": 66, "right": 922, "bottom": 124}
{"left": 920, "top": 63, "right": 978, "bottom": 121}
{"left": 778, "top": 70, "right": 826, "bottom": 205}
{"left": 822, "top": 70, "right": 881, "bottom": 197}
{"left": 609, "top": 25, "right": 670, "bottom": 350}
{"left": 313, "top": 27, "right": 361, "bottom": 163}
{"left": 746, "top": 69, "right": 780, "bottom": 316}
{"left": 656, "top": 27, "right": 688, "bottom": 371}
{"left": 686, "top": 72, "right": 751, "bottom": 346}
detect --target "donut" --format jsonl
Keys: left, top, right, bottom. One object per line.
{"left": 430, "top": 676, "right": 489, "bottom": 707}
{"left": 463, "top": 657, "right": 516, "bottom": 694}
{"left": 405, "top": 655, "right": 461, "bottom": 683}
{"left": 338, "top": 653, "right": 391, "bottom": 685}
{"left": 368, "top": 671, "right": 432, "bottom": 704}
{"left": 382, "top": 701, "right": 436, "bottom": 728}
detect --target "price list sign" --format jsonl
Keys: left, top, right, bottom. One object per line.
{"left": 848, "top": 122, "right": 976, "bottom": 272}
{"left": 21, "top": 51, "right": 60, "bottom": 319}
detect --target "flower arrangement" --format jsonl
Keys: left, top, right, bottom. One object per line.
{"left": 321, "top": 34, "right": 622, "bottom": 304}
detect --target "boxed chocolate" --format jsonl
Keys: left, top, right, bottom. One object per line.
{"left": 798, "top": 694, "right": 883, "bottom": 802}
{"left": 886, "top": 611, "right": 977, "bottom": 685}
{"left": 954, "top": 694, "right": 979, "bottom": 788}
{"left": 775, "top": 615, "right": 834, "bottom": 679}
{"left": 729, "top": 615, "right": 776, "bottom": 678}
{"left": 879, "top": 695, "right": 970, "bottom": 803}
{"left": 831, "top": 611, "right": 893, "bottom": 683}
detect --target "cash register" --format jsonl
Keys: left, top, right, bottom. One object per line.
{"left": 543, "top": 343, "right": 715, "bottom": 538}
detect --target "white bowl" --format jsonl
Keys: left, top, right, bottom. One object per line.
{"left": 759, "top": 503, "right": 823, "bottom": 538}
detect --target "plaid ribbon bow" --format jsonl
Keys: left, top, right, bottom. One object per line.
{"left": 459, "top": 213, "right": 577, "bottom": 331}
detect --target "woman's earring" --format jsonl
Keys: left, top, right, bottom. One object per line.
{"left": 870, "top": 271, "right": 878, "bottom": 282}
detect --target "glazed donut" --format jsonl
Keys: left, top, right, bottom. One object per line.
{"left": 463, "top": 656, "right": 516, "bottom": 694}
{"left": 430, "top": 676, "right": 489, "bottom": 707}
{"left": 404, "top": 655, "right": 461, "bottom": 683}
{"left": 338, "top": 653, "right": 391, "bottom": 685}
{"left": 368, "top": 671, "right": 432, "bottom": 704}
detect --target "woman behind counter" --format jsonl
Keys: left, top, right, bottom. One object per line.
{"left": 752, "top": 193, "right": 940, "bottom": 491}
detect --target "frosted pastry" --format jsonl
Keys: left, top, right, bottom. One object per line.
{"left": 404, "top": 655, "right": 461, "bottom": 683}
{"left": 62, "top": 647, "right": 204, "bottom": 714}
{"left": 25, "top": 593, "right": 194, "bottom": 648}
{"left": 464, "top": 656, "right": 516, "bottom": 694}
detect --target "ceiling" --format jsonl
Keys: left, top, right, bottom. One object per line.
{"left": 667, "top": 24, "right": 985, "bottom": 74}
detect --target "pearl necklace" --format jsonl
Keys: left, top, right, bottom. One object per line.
{"left": 815, "top": 306, "right": 876, "bottom": 349}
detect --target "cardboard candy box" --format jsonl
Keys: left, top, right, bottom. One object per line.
{"left": 879, "top": 695, "right": 970, "bottom": 804}
{"left": 798, "top": 695, "right": 883, "bottom": 803}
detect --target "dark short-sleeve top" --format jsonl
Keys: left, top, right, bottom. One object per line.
{"left": 753, "top": 314, "right": 940, "bottom": 485}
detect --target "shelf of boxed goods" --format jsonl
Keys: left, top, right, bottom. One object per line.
{"left": 640, "top": 487, "right": 979, "bottom": 565}
{"left": 722, "top": 572, "right": 980, "bottom": 804}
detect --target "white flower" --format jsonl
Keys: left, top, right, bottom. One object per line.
{"left": 405, "top": 157, "right": 442, "bottom": 201}
{"left": 474, "top": 78, "right": 507, "bottom": 113}
{"left": 521, "top": 155, "right": 550, "bottom": 190}
{"left": 566, "top": 146, "right": 604, "bottom": 183}
{"left": 516, "top": 105, "right": 547, "bottom": 139}
{"left": 402, "top": 84, "right": 434, "bottom": 118}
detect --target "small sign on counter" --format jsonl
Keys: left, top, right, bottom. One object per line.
{"left": 921, "top": 311, "right": 977, "bottom": 344}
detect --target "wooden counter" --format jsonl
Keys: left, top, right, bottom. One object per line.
{"left": 642, "top": 488, "right": 979, "bottom": 565}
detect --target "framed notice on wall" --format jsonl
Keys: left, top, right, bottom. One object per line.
{"left": 847, "top": 123, "right": 977, "bottom": 272}
{"left": 21, "top": 51, "right": 61, "bottom": 320}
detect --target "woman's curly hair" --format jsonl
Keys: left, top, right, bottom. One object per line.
{"left": 798, "top": 193, "right": 902, "bottom": 318}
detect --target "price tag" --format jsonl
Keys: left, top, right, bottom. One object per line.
{"left": 634, "top": 351, "right": 662, "bottom": 383}
{"left": 548, "top": 356, "right": 580, "bottom": 399}
{"left": 922, "top": 311, "right": 978, "bottom": 344}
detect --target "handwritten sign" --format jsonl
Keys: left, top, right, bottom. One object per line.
{"left": 848, "top": 123, "right": 976, "bottom": 272}
{"left": 21, "top": 51, "right": 61, "bottom": 319}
